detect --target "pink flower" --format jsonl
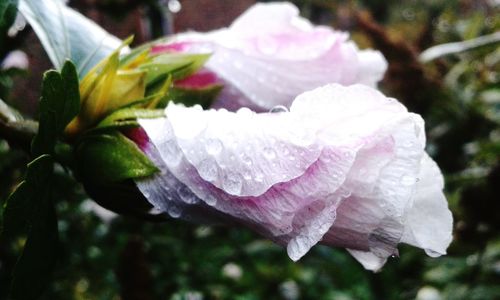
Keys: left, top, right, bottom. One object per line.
{"left": 134, "top": 84, "right": 452, "bottom": 271}
{"left": 154, "top": 2, "right": 387, "bottom": 111}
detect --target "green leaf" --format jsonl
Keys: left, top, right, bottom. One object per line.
{"left": 419, "top": 32, "right": 500, "bottom": 62}
{"left": 1, "top": 155, "right": 58, "bottom": 300}
{"left": 1, "top": 156, "right": 53, "bottom": 239}
{"left": 0, "top": 0, "right": 18, "bottom": 47}
{"left": 0, "top": 0, "right": 18, "bottom": 28}
{"left": 31, "top": 60, "right": 80, "bottom": 156}
{"left": 60, "top": 61, "right": 81, "bottom": 127}
{"left": 18, "top": 0, "right": 122, "bottom": 77}
{"left": 76, "top": 131, "right": 158, "bottom": 183}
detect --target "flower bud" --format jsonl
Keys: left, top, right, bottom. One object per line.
{"left": 64, "top": 37, "right": 212, "bottom": 137}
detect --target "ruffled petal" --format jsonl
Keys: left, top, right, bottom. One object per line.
{"left": 163, "top": 2, "right": 387, "bottom": 111}
{"left": 162, "top": 104, "right": 322, "bottom": 197}
{"left": 401, "top": 153, "right": 453, "bottom": 257}
{"left": 135, "top": 84, "right": 452, "bottom": 269}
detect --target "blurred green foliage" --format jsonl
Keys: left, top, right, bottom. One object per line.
{"left": 1, "top": 0, "right": 499, "bottom": 299}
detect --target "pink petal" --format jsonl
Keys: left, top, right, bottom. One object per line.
{"left": 174, "top": 69, "right": 220, "bottom": 89}
{"left": 151, "top": 41, "right": 190, "bottom": 54}
{"left": 162, "top": 2, "right": 387, "bottom": 111}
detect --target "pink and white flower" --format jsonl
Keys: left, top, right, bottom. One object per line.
{"left": 155, "top": 2, "right": 387, "bottom": 111}
{"left": 134, "top": 84, "right": 453, "bottom": 271}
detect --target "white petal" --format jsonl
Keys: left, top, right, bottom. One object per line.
{"left": 164, "top": 104, "right": 322, "bottom": 197}
{"left": 169, "top": 2, "right": 387, "bottom": 110}
{"left": 355, "top": 48, "right": 388, "bottom": 87}
{"left": 401, "top": 153, "right": 453, "bottom": 256}
{"left": 136, "top": 84, "right": 451, "bottom": 267}
{"left": 347, "top": 249, "right": 388, "bottom": 272}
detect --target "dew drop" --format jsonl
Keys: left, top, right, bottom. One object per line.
{"left": 237, "top": 107, "right": 253, "bottom": 117}
{"left": 404, "top": 141, "right": 414, "bottom": 148}
{"left": 242, "top": 169, "right": 252, "bottom": 180}
{"left": 241, "top": 154, "right": 253, "bottom": 166}
{"left": 222, "top": 172, "right": 243, "bottom": 195}
{"left": 168, "top": 205, "right": 182, "bottom": 218}
{"left": 400, "top": 175, "right": 415, "bottom": 186}
{"left": 204, "top": 194, "right": 217, "bottom": 206}
{"left": 269, "top": 105, "right": 289, "bottom": 113}
{"left": 254, "top": 172, "right": 264, "bottom": 183}
{"left": 198, "top": 159, "right": 218, "bottom": 181}
{"left": 206, "top": 138, "right": 222, "bottom": 155}
{"left": 178, "top": 185, "right": 198, "bottom": 204}
{"left": 425, "top": 249, "right": 442, "bottom": 258}
{"left": 263, "top": 147, "right": 276, "bottom": 160}
{"left": 162, "top": 140, "right": 182, "bottom": 166}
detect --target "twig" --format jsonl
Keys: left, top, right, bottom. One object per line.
{"left": 0, "top": 99, "right": 38, "bottom": 151}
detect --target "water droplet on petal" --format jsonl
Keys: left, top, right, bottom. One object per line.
{"left": 269, "top": 105, "right": 289, "bottom": 113}
{"left": 162, "top": 140, "right": 182, "bottom": 166}
{"left": 204, "top": 194, "right": 217, "bottom": 206}
{"left": 198, "top": 158, "right": 218, "bottom": 181}
{"left": 241, "top": 154, "right": 253, "bottom": 166}
{"left": 400, "top": 175, "right": 415, "bottom": 186}
{"left": 254, "top": 172, "right": 264, "bottom": 183}
{"left": 263, "top": 147, "right": 276, "bottom": 160}
{"left": 168, "top": 204, "right": 182, "bottom": 218}
{"left": 178, "top": 185, "right": 198, "bottom": 204}
{"left": 206, "top": 138, "right": 222, "bottom": 155}
{"left": 425, "top": 249, "right": 442, "bottom": 258}
{"left": 242, "top": 169, "right": 252, "bottom": 180}
{"left": 222, "top": 172, "right": 243, "bottom": 195}
{"left": 237, "top": 107, "right": 253, "bottom": 117}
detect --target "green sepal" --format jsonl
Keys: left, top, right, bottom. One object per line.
{"left": 95, "top": 108, "right": 164, "bottom": 131}
{"left": 142, "top": 53, "right": 210, "bottom": 89}
{"left": 167, "top": 84, "right": 223, "bottom": 109}
{"left": 31, "top": 60, "right": 80, "bottom": 156}
{"left": 76, "top": 131, "right": 158, "bottom": 183}
{"left": 119, "top": 47, "right": 150, "bottom": 69}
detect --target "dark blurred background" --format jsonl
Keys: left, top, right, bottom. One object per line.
{"left": 1, "top": 0, "right": 499, "bottom": 299}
